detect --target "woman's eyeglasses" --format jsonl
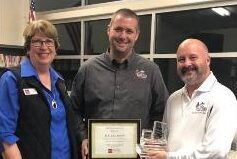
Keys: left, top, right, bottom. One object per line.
{"left": 31, "top": 39, "right": 55, "bottom": 47}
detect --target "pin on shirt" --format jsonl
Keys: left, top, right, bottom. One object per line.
{"left": 23, "top": 88, "right": 38, "bottom": 95}
{"left": 52, "top": 99, "right": 57, "bottom": 109}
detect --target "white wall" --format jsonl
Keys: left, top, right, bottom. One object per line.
{"left": 0, "top": 0, "right": 28, "bottom": 46}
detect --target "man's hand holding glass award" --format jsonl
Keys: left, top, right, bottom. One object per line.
{"left": 136, "top": 121, "right": 168, "bottom": 158}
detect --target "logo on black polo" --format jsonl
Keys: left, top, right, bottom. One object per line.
{"left": 135, "top": 69, "right": 147, "bottom": 79}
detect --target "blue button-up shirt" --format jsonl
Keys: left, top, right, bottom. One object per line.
{"left": 0, "top": 58, "right": 71, "bottom": 159}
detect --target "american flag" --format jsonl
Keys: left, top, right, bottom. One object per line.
{"left": 29, "top": 0, "right": 36, "bottom": 22}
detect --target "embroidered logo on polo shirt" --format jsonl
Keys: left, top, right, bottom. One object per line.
{"left": 193, "top": 102, "right": 207, "bottom": 114}
{"left": 135, "top": 69, "right": 147, "bottom": 79}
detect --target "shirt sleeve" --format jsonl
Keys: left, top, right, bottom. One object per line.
{"left": 149, "top": 64, "right": 169, "bottom": 126}
{"left": 70, "top": 64, "right": 88, "bottom": 141}
{"left": 0, "top": 71, "right": 20, "bottom": 144}
{"left": 70, "top": 64, "right": 86, "bottom": 119}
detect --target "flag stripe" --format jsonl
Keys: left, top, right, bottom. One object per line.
{"left": 29, "top": 0, "right": 36, "bottom": 22}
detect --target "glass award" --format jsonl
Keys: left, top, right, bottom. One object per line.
{"left": 136, "top": 121, "right": 168, "bottom": 158}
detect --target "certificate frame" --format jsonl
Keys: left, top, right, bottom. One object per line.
{"left": 88, "top": 119, "right": 141, "bottom": 159}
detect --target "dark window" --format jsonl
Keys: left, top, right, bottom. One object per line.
{"left": 211, "top": 58, "right": 237, "bottom": 98}
{"left": 155, "top": 5, "right": 237, "bottom": 54}
{"left": 134, "top": 15, "right": 151, "bottom": 54}
{"left": 154, "top": 59, "right": 183, "bottom": 94}
{"left": 35, "top": 0, "right": 81, "bottom": 11}
{"left": 85, "top": 19, "right": 109, "bottom": 55}
{"left": 52, "top": 59, "right": 80, "bottom": 90}
{"left": 84, "top": 15, "right": 151, "bottom": 55}
{"left": 55, "top": 22, "right": 81, "bottom": 55}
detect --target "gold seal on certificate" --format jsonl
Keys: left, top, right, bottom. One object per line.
{"left": 88, "top": 119, "right": 141, "bottom": 159}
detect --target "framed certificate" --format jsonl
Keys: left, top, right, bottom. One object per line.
{"left": 88, "top": 119, "right": 141, "bottom": 159}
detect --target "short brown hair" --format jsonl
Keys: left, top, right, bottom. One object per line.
{"left": 23, "top": 20, "right": 60, "bottom": 51}
{"left": 108, "top": 8, "right": 140, "bottom": 32}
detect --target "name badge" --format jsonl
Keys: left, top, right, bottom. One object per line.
{"left": 23, "top": 88, "right": 38, "bottom": 95}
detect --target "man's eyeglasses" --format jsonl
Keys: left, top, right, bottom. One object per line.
{"left": 31, "top": 39, "right": 55, "bottom": 47}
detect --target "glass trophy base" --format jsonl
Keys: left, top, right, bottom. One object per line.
{"left": 136, "top": 144, "right": 149, "bottom": 159}
{"left": 136, "top": 142, "right": 167, "bottom": 158}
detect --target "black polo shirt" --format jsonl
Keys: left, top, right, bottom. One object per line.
{"left": 71, "top": 52, "right": 169, "bottom": 129}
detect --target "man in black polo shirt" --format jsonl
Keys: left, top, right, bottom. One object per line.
{"left": 71, "top": 8, "right": 169, "bottom": 159}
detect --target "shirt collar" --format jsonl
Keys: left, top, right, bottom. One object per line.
{"left": 105, "top": 48, "right": 136, "bottom": 68}
{"left": 196, "top": 71, "right": 216, "bottom": 92}
{"left": 21, "top": 57, "right": 64, "bottom": 84}
{"left": 182, "top": 71, "right": 217, "bottom": 96}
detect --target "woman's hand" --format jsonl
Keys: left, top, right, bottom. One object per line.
{"left": 81, "top": 139, "right": 88, "bottom": 159}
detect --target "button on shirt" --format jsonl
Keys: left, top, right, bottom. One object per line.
{"left": 0, "top": 58, "right": 71, "bottom": 159}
